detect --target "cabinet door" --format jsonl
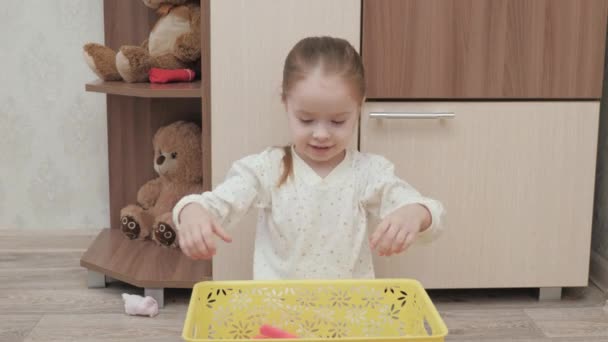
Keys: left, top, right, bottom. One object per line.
{"left": 362, "top": 0, "right": 608, "bottom": 99}
{"left": 361, "top": 101, "right": 599, "bottom": 288}
{"left": 210, "top": 0, "right": 361, "bottom": 280}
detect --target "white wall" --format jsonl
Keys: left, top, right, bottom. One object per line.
{"left": 0, "top": 1, "right": 109, "bottom": 229}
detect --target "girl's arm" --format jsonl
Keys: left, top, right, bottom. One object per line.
{"left": 362, "top": 155, "right": 445, "bottom": 246}
{"left": 172, "top": 151, "right": 271, "bottom": 232}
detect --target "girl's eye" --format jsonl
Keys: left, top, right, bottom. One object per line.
{"left": 171, "top": 152, "right": 178, "bottom": 159}
{"left": 332, "top": 120, "right": 345, "bottom": 125}
{"left": 299, "top": 118, "right": 313, "bottom": 124}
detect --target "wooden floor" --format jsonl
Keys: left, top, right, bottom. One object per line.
{"left": 2, "top": 228, "right": 608, "bottom": 342}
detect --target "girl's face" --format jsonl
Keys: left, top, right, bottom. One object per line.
{"left": 284, "top": 68, "right": 361, "bottom": 168}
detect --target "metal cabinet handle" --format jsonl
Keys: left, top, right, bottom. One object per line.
{"left": 369, "top": 112, "right": 455, "bottom": 119}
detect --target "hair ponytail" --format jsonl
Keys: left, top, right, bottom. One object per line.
{"left": 277, "top": 145, "right": 293, "bottom": 187}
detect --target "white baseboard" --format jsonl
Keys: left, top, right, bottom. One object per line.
{"left": 590, "top": 251, "right": 608, "bottom": 293}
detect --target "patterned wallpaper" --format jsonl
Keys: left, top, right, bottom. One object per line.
{"left": 0, "top": 1, "right": 108, "bottom": 229}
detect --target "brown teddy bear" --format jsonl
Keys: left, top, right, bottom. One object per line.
{"left": 120, "top": 121, "right": 203, "bottom": 248}
{"left": 83, "top": 0, "right": 200, "bottom": 83}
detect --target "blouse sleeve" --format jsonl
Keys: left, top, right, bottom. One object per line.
{"left": 172, "top": 150, "right": 272, "bottom": 231}
{"left": 361, "top": 155, "right": 446, "bottom": 243}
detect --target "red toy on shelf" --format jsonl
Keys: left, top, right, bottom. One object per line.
{"left": 149, "top": 67, "right": 196, "bottom": 84}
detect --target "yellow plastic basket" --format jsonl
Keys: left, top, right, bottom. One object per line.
{"left": 182, "top": 279, "right": 448, "bottom": 341}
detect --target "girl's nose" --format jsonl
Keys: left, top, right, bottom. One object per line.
{"left": 313, "top": 124, "right": 330, "bottom": 140}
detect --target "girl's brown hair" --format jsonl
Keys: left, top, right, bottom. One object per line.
{"left": 278, "top": 36, "right": 366, "bottom": 186}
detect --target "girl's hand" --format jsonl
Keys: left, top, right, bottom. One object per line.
{"left": 370, "top": 203, "right": 431, "bottom": 256}
{"left": 178, "top": 203, "right": 232, "bottom": 260}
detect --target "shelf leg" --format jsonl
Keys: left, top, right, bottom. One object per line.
{"left": 87, "top": 270, "right": 107, "bottom": 288}
{"left": 145, "top": 288, "right": 165, "bottom": 308}
{"left": 538, "top": 287, "right": 562, "bottom": 301}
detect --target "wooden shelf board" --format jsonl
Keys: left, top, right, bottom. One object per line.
{"left": 80, "top": 228, "right": 211, "bottom": 288}
{"left": 85, "top": 79, "right": 202, "bottom": 98}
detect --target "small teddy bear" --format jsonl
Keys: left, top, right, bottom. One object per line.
{"left": 120, "top": 121, "right": 203, "bottom": 247}
{"left": 83, "top": 0, "right": 200, "bottom": 83}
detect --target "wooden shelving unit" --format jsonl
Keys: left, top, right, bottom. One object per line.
{"left": 80, "top": 0, "right": 212, "bottom": 307}
{"left": 85, "top": 79, "right": 202, "bottom": 98}
{"left": 81, "top": 228, "right": 211, "bottom": 288}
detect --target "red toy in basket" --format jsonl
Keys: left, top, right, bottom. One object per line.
{"left": 254, "top": 325, "right": 298, "bottom": 339}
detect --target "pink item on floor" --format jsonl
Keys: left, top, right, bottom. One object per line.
{"left": 122, "top": 293, "right": 159, "bottom": 317}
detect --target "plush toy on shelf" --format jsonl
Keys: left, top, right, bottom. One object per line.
{"left": 120, "top": 121, "right": 203, "bottom": 248}
{"left": 83, "top": 0, "right": 201, "bottom": 83}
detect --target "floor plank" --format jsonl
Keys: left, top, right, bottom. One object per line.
{"left": 0, "top": 315, "right": 42, "bottom": 342}
{"left": 0, "top": 278, "right": 191, "bottom": 314}
{"left": 439, "top": 308, "right": 544, "bottom": 340}
{"left": 24, "top": 313, "right": 185, "bottom": 342}
{"left": 0, "top": 251, "right": 84, "bottom": 269}
{"left": 0, "top": 268, "right": 88, "bottom": 289}
{"left": 0, "top": 286, "right": 191, "bottom": 315}
{"left": 0, "top": 229, "right": 97, "bottom": 251}
{"left": 525, "top": 306, "right": 608, "bottom": 338}
{"left": 1, "top": 288, "right": 127, "bottom": 315}
{"left": 432, "top": 286, "right": 606, "bottom": 310}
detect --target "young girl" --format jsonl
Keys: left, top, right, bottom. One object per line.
{"left": 172, "top": 36, "right": 445, "bottom": 280}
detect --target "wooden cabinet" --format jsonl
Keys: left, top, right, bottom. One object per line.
{"left": 360, "top": 0, "right": 606, "bottom": 295}
{"left": 362, "top": 0, "right": 608, "bottom": 99}
{"left": 209, "top": 0, "right": 361, "bottom": 280}
{"left": 361, "top": 101, "right": 599, "bottom": 288}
